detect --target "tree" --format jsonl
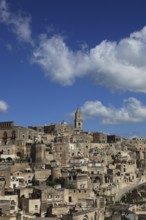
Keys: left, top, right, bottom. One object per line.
{"left": 32, "top": 179, "right": 39, "bottom": 186}
{"left": 54, "top": 177, "right": 66, "bottom": 187}
{"left": 66, "top": 183, "right": 75, "bottom": 189}
{"left": 46, "top": 180, "right": 55, "bottom": 187}
{"left": 46, "top": 177, "right": 66, "bottom": 187}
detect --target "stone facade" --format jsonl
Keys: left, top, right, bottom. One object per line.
{"left": 74, "top": 108, "right": 83, "bottom": 132}
{"left": 1, "top": 108, "right": 146, "bottom": 220}
{"left": 21, "top": 198, "right": 41, "bottom": 215}
{"left": 93, "top": 132, "right": 107, "bottom": 143}
{"left": 62, "top": 208, "right": 104, "bottom": 220}
{"left": 0, "top": 122, "right": 39, "bottom": 146}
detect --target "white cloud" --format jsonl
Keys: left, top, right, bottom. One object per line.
{"left": 0, "top": 0, "right": 32, "bottom": 44}
{"left": 79, "top": 97, "right": 146, "bottom": 124}
{"left": 0, "top": 100, "right": 8, "bottom": 112}
{"left": 33, "top": 26, "right": 146, "bottom": 92}
{"left": 6, "top": 43, "right": 12, "bottom": 51}
{"left": 33, "top": 35, "right": 85, "bottom": 85}
{"left": 1, "top": 0, "right": 146, "bottom": 93}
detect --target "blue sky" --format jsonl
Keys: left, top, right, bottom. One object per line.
{"left": 1, "top": 0, "right": 146, "bottom": 137}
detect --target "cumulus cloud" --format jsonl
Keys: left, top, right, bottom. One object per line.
{"left": 79, "top": 97, "right": 146, "bottom": 124}
{"left": 0, "top": 0, "right": 32, "bottom": 44}
{"left": 1, "top": 0, "right": 146, "bottom": 93}
{"left": 33, "top": 26, "right": 146, "bottom": 92}
{"left": 33, "top": 34, "right": 88, "bottom": 85}
{"left": 0, "top": 100, "right": 8, "bottom": 112}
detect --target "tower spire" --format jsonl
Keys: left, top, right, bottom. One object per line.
{"left": 74, "top": 107, "right": 83, "bottom": 131}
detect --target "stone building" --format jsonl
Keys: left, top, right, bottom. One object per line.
{"left": 53, "top": 143, "right": 70, "bottom": 166}
{"left": 64, "top": 188, "right": 95, "bottom": 204}
{"left": 93, "top": 132, "right": 107, "bottom": 143}
{"left": 34, "top": 169, "right": 51, "bottom": 182}
{"left": 44, "top": 122, "right": 74, "bottom": 136}
{"left": 74, "top": 108, "right": 83, "bottom": 132}
{"left": 0, "top": 195, "right": 18, "bottom": 214}
{"left": 54, "top": 134, "right": 71, "bottom": 143}
{"left": 62, "top": 207, "right": 104, "bottom": 220}
{"left": 0, "top": 166, "right": 11, "bottom": 188}
{"left": 21, "top": 198, "right": 41, "bottom": 215}
{"left": 30, "top": 108, "right": 83, "bottom": 138}
{"left": 33, "top": 185, "right": 64, "bottom": 206}
{"left": 30, "top": 121, "right": 74, "bottom": 137}
{"left": 66, "top": 173, "right": 89, "bottom": 189}
{"left": 107, "top": 135, "right": 122, "bottom": 143}
{"left": 0, "top": 121, "right": 39, "bottom": 146}
{"left": 0, "top": 200, "right": 10, "bottom": 216}
{"left": 31, "top": 144, "right": 46, "bottom": 164}
{"left": 70, "top": 132, "right": 93, "bottom": 144}
{"left": 87, "top": 162, "right": 106, "bottom": 185}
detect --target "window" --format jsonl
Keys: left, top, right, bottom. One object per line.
{"left": 35, "top": 205, "right": 38, "bottom": 210}
{"left": 11, "top": 200, "right": 16, "bottom": 210}
{"left": 29, "top": 193, "right": 32, "bottom": 198}
{"left": 11, "top": 206, "right": 15, "bottom": 210}
{"left": 73, "top": 175, "right": 76, "bottom": 180}
{"left": 48, "top": 194, "right": 52, "bottom": 199}
{"left": 11, "top": 200, "right": 16, "bottom": 205}
{"left": 69, "top": 196, "right": 72, "bottom": 202}
{"left": 11, "top": 130, "right": 16, "bottom": 140}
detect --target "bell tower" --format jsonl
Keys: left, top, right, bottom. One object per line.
{"left": 74, "top": 108, "right": 83, "bottom": 131}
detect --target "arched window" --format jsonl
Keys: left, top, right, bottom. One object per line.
{"left": 11, "top": 130, "right": 16, "bottom": 139}
{"left": 11, "top": 130, "right": 16, "bottom": 144}
{"left": 48, "top": 194, "right": 52, "bottom": 199}
{"left": 83, "top": 215, "right": 89, "bottom": 220}
{"left": 3, "top": 131, "right": 8, "bottom": 145}
{"left": 11, "top": 200, "right": 16, "bottom": 205}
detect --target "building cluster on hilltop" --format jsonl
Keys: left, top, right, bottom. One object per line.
{"left": 0, "top": 109, "right": 146, "bottom": 220}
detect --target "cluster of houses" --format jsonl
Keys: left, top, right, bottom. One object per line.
{"left": 0, "top": 109, "right": 146, "bottom": 220}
